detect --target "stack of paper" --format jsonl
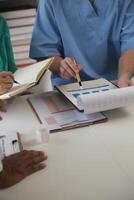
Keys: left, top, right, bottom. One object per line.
{"left": 28, "top": 91, "right": 107, "bottom": 132}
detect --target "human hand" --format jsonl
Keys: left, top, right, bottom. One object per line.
{"left": 117, "top": 75, "right": 134, "bottom": 87}
{"left": 0, "top": 150, "right": 48, "bottom": 189}
{"left": 59, "top": 57, "right": 82, "bottom": 79}
{"left": 0, "top": 72, "right": 14, "bottom": 94}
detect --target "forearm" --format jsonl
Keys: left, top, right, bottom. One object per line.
{"left": 117, "top": 50, "right": 134, "bottom": 87}
{"left": 118, "top": 50, "right": 134, "bottom": 80}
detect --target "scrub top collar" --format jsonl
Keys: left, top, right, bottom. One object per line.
{"left": 76, "top": 0, "right": 111, "bottom": 17}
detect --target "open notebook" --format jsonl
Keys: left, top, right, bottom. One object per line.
{"left": 0, "top": 57, "right": 54, "bottom": 100}
{"left": 56, "top": 78, "right": 134, "bottom": 114}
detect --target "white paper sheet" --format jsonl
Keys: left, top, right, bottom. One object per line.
{"left": 28, "top": 91, "right": 106, "bottom": 132}
{"left": 0, "top": 133, "right": 20, "bottom": 160}
{"left": 77, "top": 86, "right": 134, "bottom": 114}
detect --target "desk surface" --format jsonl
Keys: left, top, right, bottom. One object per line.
{"left": 1, "top": 97, "right": 134, "bottom": 200}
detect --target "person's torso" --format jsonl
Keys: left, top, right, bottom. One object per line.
{"left": 49, "top": 0, "right": 130, "bottom": 84}
{"left": 0, "top": 16, "right": 16, "bottom": 72}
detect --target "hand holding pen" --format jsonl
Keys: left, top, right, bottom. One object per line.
{"left": 59, "top": 57, "right": 82, "bottom": 80}
{"left": 58, "top": 57, "right": 83, "bottom": 89}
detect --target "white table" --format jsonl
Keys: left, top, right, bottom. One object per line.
{"left": 1, "top": 96, "right": 134, "bottom": 200}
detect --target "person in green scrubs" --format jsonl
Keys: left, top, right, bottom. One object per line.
{"left": 0, "top": 17, "right": 48, "bottom": 189}
{"left": 0, "top": 16, "right": 16, "bottom": 98}
{"left": 0, "top": 16, "right": 16, "bottom": 72}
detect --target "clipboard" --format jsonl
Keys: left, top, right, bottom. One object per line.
{"left": 55, "top": 78, "right": 117, "bottom": 112}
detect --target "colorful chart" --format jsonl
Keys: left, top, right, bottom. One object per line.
{"left": 67, "top": 84, "right": 110, "bottom": 98}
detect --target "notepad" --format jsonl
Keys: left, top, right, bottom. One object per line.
{"left": 0, "top": 57, "right": 54, "bottom": 100}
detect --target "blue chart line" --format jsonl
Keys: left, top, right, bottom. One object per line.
{"left": 67, "top": 84, "right": 110, "bottom": 93}
{"left": 69, "top": 85, "right": 110, "bottom": 99}
{"left": 72, "top": 93, "right": 81, "bottom": 98}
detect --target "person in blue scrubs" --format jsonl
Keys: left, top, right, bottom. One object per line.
{"left": 30, "top": 0, "right": 134, "bottom": 87}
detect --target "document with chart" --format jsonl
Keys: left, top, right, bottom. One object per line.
{"left": 56, "top": 78, "right": 134, "bottom": 114}
{"left": 27, "top": 91, "right": 107, "bottom": 132}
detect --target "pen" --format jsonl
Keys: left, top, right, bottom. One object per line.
{"left": 14, "top": 80, "right": 21, "bottom": 85}
{"left": 73, "top": 59, "right": 83, "bottom": 90}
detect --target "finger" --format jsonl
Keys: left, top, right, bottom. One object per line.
{"left": 0, "top": 76, "right": 14, "bottom": 83}
{"left": 65, "top": 58, "right": 80, "bottom": 74}
{"left": 0, "top": 85, "right": 12, "bottom": 93}
{"left": 63, "top": 71, "right": 73, "bottom": 79}
{"left": 0, "top": 85, "right": 9, "bottom": 94}
{"left": 3, "top": 150, "right": 47, "bottom": 170}
{"left": 117, "top": 80, "right": 130, "bottom": 88}
{"left": 29, "top": 150, "right": 46, "bottom": 158}
{"left": 28, "top": 163, "right": 46, "bottom": 175}
{"left": 60, "top": 67, "right": 72, "bottom": 79}
{"left": 61, "top": 61, "right": 76, "bottom": 77}
{"left": 0, "top": 71, "right": 14, "bottom": 79}
{"left": 77, "top": 64, "right": 83, "bottom": 71}
{"left": 4, "top": 84, "right": 14, "bottom": 90}
{"left": 20, "top": 150, "right": 46, "bottom": 161}
{"left": 26, "top": 155, "right": 48, "bottom": 168}
{"left": 61, "top": 73, "right": 71, "bottom": 79}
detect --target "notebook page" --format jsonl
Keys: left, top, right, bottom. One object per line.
{"left": 14, "top": 58, "right": 52, "bottom": 85}
{"left": 77, "top": 86, "right": 134, "bottom": 114}
{"left": 0, "top": 84, "right": 31, "bottom": 100}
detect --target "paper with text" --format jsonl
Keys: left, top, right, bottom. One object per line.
{"left": 77, "top": 86, "right": 134, "bottom": 114}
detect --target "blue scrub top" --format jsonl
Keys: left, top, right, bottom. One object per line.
{"left": 30, "top": 0, "right": 134, "bottom": 86}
